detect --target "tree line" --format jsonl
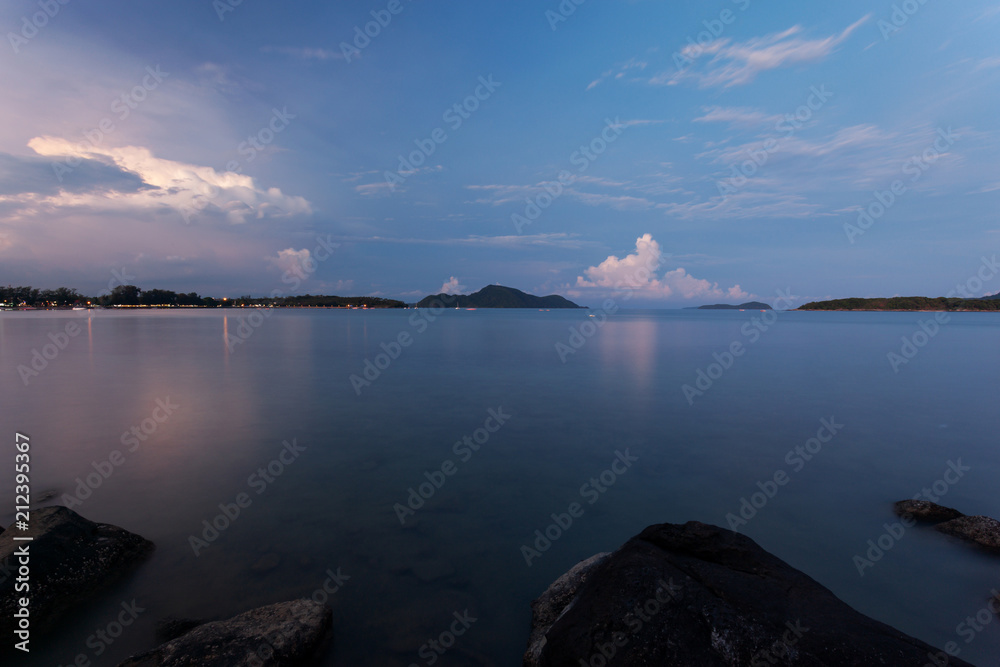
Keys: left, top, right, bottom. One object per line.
{"left": 1, "top": 285, "right": 405, "bottom": 309}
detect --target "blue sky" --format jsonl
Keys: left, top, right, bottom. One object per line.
{"left": 1, "top": 0, "right": 998, "bottom": 306}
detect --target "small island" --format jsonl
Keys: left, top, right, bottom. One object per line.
{"left": 416, "top": 285, "right": 583, "bottom": 309}
{"left": 685, "top": 301, "right": 773, "bottom": 310}
{"left": 798, "top": 295, "right": 1000, "bottom": 311}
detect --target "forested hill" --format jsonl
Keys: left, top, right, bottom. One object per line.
{"left": 798, "top": 296, "right": 1000, "bottom": 311}
{"left": 416, "top": 285, "right": 583, "bottom": 309}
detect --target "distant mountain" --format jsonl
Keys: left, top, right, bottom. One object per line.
{"left": 686, "top": 301, "right": 773, "bottom": 310}
{"left": 415, "top": 285, "right": 583, "bottom": 309}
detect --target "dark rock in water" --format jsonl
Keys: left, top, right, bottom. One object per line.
{"left": 894, "top": 499, "right": 965, "bottom": 523}
{"left": 155, "top": 617, "right": 207, "bottom": 643}
{"left": 119, "top": 599, "right": 332, "bottom": 666}
{"left": 936, "top": 515, "right": 1000, "bottom": 552}
{"left": 0, "top": 506, "right": 153, "bottom": 640}
{"left": 525, "top": 552, "right": 609, "bottom": 666}
{"left": 525, "top": 521, "right": 974, "bottom": 666}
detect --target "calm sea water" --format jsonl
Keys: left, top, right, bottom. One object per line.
{"left": 1, "top": 308, "right": 999, "bottom": 666}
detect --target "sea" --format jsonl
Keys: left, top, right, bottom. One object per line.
{"left": 1, "top": 308, "right": 998, "bottom": 666}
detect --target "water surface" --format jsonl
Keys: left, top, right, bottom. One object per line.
{"left": 1, "top": 308, "right": 998, "bottom": 665}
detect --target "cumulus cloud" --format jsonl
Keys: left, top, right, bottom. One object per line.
{"left": 269, "top": 248, "right": 313, "bottom": 279}
{"left": 439, "top": 276, "right": 466, "bottom": 294}
{"left": 12, "top": 137, "right": 311, "bottom": 224}
{"left": 575, "top": 234, "right": 749, "bottom": 301}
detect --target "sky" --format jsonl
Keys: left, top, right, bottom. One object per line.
{"left": 1, "top": 0, "right": 998, "bottom": 307}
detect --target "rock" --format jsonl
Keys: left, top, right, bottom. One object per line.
{"left": 936, "top": 516, "right": 1000, "bottom": 552}
{"left": 0, "top": 506, "right": 154, "bottom": 639}
{"left": 155, "top": 618, "right": 206, "bottom": 643}
{"left": 524, "top": 552, "right": 609, "bottom": 667}
{"left": 119, "top": 599, "right": 332, "bottom": 666}
{"left": 894, "top": 499, "right": 964, "bottom": 523}
{"left": 525, "top": 521, "right": 974, "bottom": 666}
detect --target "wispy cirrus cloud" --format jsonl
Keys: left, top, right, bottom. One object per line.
{"left": 335, "top": 232, "right": 590, "bottom": 249}
{"left": 694, "top": 106, "right": 783, "bottom": 128}
{"left": 586, "top": 58, "right": 648, "bottom": 90}
{"left": 654, "top": 16, "right": 869, "bottom": 88}
{"left": 260, "top": 46, "right": 343, "bottom": 60}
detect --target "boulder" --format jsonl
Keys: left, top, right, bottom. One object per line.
{"left": 524, "top": 552, "right": 608, "bottom": 667}
{"left": 525, "top": 521, "right": 974, "bottom": 666}
{"left": 936, "top": 515, "right": 1000, "bottom": 553}
{"left": 119, "top": 599, "right": 331, "bottom": 666}
{"left": 0, "top": 506, "right": 153, "bottom": 639}
{"left": 893, "top": 499, "right": 965, "bottom": 523}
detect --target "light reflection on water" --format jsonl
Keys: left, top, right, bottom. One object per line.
{"left": 1, "top": 308, "right": 998, "bottom": 666}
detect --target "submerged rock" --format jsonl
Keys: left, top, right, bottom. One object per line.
{"left": 936, "top": 515, "right": 1000, "bottom": 553}
{"left": 0, "top": 506, "right": 153, "bottom": 639}
{"left": 120, "top": 599, "right": 332, "bottom": 666}
{"left": 894, "top": 499, "right": 965, "bottom": 523}
{"left": 525, "top": 521, "right": 974, "bottom": 666}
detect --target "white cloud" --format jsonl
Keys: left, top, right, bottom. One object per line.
{"left": 269, "top": 248, "right": 312, "bottom": 278}
{"left": 655, "top": 16, "right": 869, "bottom": 88}
{"left": 355, "top": 181, "right": 396, "bottom": 196}
{"left": 18, "top": 137, "right": 311, "bottom": 224}
{"left": 574, "top": 234, "right": 749, "bottom": 301}
{"left": 439, "top": 276, "right": 466, "bottom": 294}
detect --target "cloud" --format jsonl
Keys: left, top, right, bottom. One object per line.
{"left": 615, "top": 119, "right": 667, "bottom": 128}
{"left": 260, "top": 46, "right": 343, "bottom": 60}
{"left": 334, "top": 232, "right": 589, "bottom": 249}
{"left": 574, "top": 234, "right": 748, "bottom": 301}
{"left": 439, "top": 276, "right": 466, "bottom": 294}
{"left": 13, "top": 137, "right": 311, "bottom": 224}
{"left": 693, "top": 106, "right": 782, "bottom": 128}
{"left": 586, "top": 58, "right": 647, "bottom": 90}
{"left": 657, "top": 191, "right": 822, "bottom": 220}
{"left": 0, "top": 151, "right": 145, "bottom": 197}
{"left": 570, "top": 192, "right": 656, "bottom": 211}
{"left": 655, "top": 16, "right": 869, "bottom": 88}
{"left": 268, "top": 248, "right": 312, "bottom": 278}
{"left": 974, "top": 56, "right": 1000, "bottom": 71}
{"left": 355, "top": 181, "right": 396, "bottom": 196}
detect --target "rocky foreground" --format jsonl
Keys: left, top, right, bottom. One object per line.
{"left": 0, "top": 506, "right": 154, "bottom": 640}
{"left": 119, "top": 600, "right": 332, "bottom": 666}
{"left": 525, "top": 521, "right": 975, "bottom": 666}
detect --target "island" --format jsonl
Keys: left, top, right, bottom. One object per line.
{"left": 798, "top": 295, "right": 1000, "bottom": 311}
{"left": 685, "top": 301, "right": 773, "bottom": 310}
{"left": 416, "top": 285, "right": 583, "bottom": 309}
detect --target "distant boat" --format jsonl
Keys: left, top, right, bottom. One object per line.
{"left": 72, "top": 305, "right": 89, "bottom": 311}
